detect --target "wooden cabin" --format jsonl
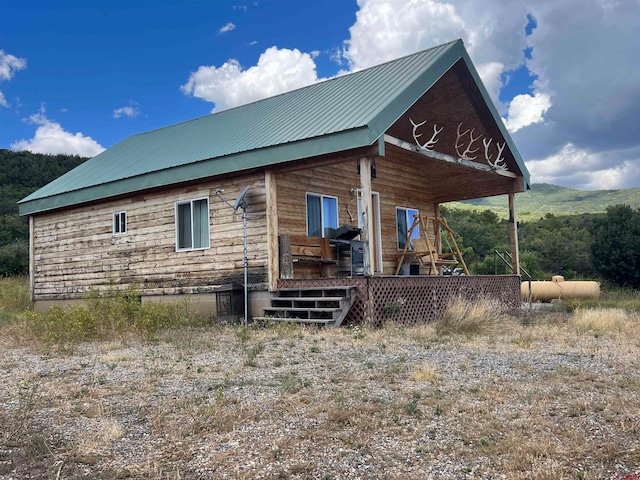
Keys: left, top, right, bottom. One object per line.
{"left": 19, "top": 39, "right": 529, "bottom": 326}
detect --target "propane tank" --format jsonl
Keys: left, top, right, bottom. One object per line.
{"left": 521, "top": 276, "right": 600, "bottom": 301}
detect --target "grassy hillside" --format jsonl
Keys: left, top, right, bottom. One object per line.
{"left": 447, "top": 183, "right": 640, "bottom": 221}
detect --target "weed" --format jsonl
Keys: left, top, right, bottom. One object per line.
{"left": 384, "top": 298, "right": 405, "bottom": 316}
{"left": 244, "top": 342, "right": 265, "bottom": 367}
{"left": 236, "top": 325, "right": 251, "bottom": 345}
{"left": 405, "top": 391, "right": 420, "bottom": 416}
{"left": 408, "top": 362, "right": 437, "bottom": 382}
{"left": 278, "top": 372, "right": 309, "bottom": 394}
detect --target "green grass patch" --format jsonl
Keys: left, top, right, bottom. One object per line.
{"left": 0, "top": 276, "right": 31, "bottom": 321}
{"left": 14, "top": 285, "right": 207, "bottom": 347}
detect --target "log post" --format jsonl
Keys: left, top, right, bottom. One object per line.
{"left": 359, "top": 157, "right": 374, "bottom": 277}
{"left": 508, "top": 192, "right": 520, "bottom": 275}
{"left": 265, "top": 170, "right": 279, "bottom": 290}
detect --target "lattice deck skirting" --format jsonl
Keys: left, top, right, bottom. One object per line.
{"left": 277, "top": 275, "right": 521, "bottom": 327}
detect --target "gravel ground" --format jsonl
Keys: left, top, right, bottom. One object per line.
{"left": 1, "top": 319, "right": 640, "bottom": 479}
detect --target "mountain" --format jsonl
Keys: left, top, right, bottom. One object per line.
{"left": 448, "top": 183, "right": 640, "bottom": 220}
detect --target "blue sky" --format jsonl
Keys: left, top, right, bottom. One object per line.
{"left": 1, "top": 0, "right": 639, "bottom": 190}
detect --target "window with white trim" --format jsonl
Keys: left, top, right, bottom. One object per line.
{"left": 306, "top": 193, "right": 338, "bottom": 237}
{"left": 396, "top": 207, "right": 419, "bottom": 250}
{"left": 175, "top": 198, "right": 210, "bottom": 251}
{"left": 113, "top": 211, "right": 127, "bottom": 235}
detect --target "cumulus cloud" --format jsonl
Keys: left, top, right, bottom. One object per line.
{"left": 219, "top": 22, "right": 236, "bottom": 34}
{"left": 503, "top": 92, "right": 551, "bottom": 133}
{"left": 181, "top": 46, "right": 320, "bottom": 111}
{"left": 342, "top": 0, "right": 466, "bottom": 72}
{"left": 11, "top": 107, "right": 105, "bottom": 157}
{"left": 113, "top": 105, "right": 140, "bottom": 119}
{"left": 0, "top": 49, "right": 27, "bottom": 108}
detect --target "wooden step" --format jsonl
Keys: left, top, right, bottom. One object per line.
{"left": 262, "top": 286, "right": 355, "bottom": 327}
{"left": 271, "top": 298, "right": 342, "bottom": 309}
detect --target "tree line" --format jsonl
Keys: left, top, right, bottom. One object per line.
{"left": 1, "top": 149, "right": 638, "bottom": 289}
{"left": 441, "top": 204, "right": 640, "bottom": 289}
{"left": 0, "top": 149, "right": 87, "bottom": 276}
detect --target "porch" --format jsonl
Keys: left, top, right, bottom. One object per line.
{"left": 275, "top": 275, "right": 521, "bottom": 327}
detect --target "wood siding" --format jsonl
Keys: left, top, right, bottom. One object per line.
{"left": 32, "top": 174, "right": 268, "bottom": 300}
{"left": 275, "top": 152, "right": 437, "bottom": 276}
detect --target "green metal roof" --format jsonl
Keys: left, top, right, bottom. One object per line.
{"left": 19, "top": 39, "right": 529, "bottom": 215}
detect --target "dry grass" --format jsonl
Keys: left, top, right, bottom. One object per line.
{"left": 2, "top": 287, "right": 640, "bottom": 478}
{"left": 435, "top": 296, "right": 511, "bottom": 337}
{"left": 571, "top": 307, "right": 634, "bottom": 334}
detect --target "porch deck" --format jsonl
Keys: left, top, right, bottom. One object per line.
{"left": 277, "top": 275, "right": 521, "bottom": 327}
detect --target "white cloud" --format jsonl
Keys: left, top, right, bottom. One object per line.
{"left": 340, "top": 0, "right": 529, "bottom": 107}
{"left": 504, "top": 92, "right": 551, "bottom": 133}
{"left": 0, "top": 50, "right": 26, "bottom": 81}
{"left": 342, "top": 0, "right": 466, "bottom": 72}
{"left": 219, "top": 22, "right": 236, "bottom": 34}
{"left": 181, "top": 46, "right": 320, "bottom": 111}
{"left": 11, "top": 107, "right": 105, "bottom": 157}
{"left": 113, "top": 105, "right": 140, "bottom": 119}
{"left": 0, "top": 49, "right": 27, "bottom": 109}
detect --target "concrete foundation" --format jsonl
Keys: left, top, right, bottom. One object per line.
{"left": 33, "top": 289, "right": 272, "bottom": 322}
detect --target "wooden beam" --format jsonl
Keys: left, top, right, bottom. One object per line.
{"left": 384, "top": 134, "right": 518, "bottom": 179}
{"left": 359, "top": 157, "right": 374, "bottom": 277}
{"left": 508, "top": 192, "right": 520, "bottom": 275}
{"left": 265, "top": 170, "right": 279, "bottom": 290}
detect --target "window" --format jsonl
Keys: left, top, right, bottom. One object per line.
{"left": 113, "top": 211, "right": 126, "bottom": 235}
{"left": 306, "top": 193, "right": 338, "bottom": 237}
{"left": 396, "top": 207, "right": 419, "bottom": 250}
{"left": 175, "top": 198, "right": 210, "bottom": 251}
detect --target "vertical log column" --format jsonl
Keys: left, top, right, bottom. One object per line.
{"left": 29, "top": 215, "right": 35, "bottom": 303}
{"left": 265, "top": 170, "right": 279, "bottom": 291}
{"left": 359, "top": 157, "right": 374, "bottom": 277}
{"left": 508, "top": 192, "right": 520, "bottom": 275}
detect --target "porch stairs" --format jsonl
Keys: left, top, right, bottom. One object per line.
{"left": 260, "top": 286, "right": 355, "bottom": 327}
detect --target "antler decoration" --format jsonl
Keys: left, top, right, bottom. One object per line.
{"left": 410, "top": 118, "right": 443, "bottom": 152}
{"left": 455, "top": 122, "right": 482, "bottom": 160}
{"left": 482, "top": 138, "right": 508, "bottom": 172}
{"left": 407, "top": 119, "right": 509, "bottom": 173}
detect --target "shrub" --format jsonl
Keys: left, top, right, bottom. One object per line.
{"left": 436, "top": 296, "right": 508, "bottom": 337}
{"left": 17, "top": 286, "right": 206, "bottom": 346}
